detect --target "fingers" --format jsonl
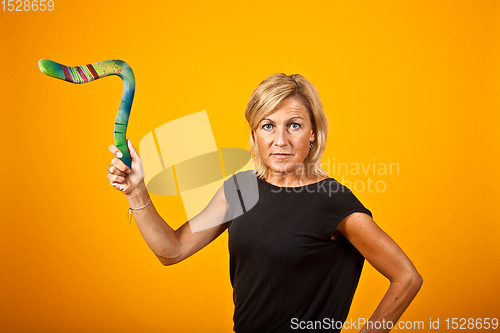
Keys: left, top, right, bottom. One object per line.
{"left": 108, "top": 144, "right": 131, "bottom": 174}
{"left": 108, "top": 143, "right": 123, "bottom": 158}
{"left": 108, "top": 162, "right": 129, "bottom": 177}
{"left": 107, "top": 167, "right": 127, "bottom": 192}
{"left": 107, "top": 172, "right": 126, "bottom": 184}
{"left": 109, "top": 180, "right": 125, "bottom": 192}
{"left": 107, "top": 142, "right": 132, "bottom": 193}
{"left": 127, "top": 139, "right": 140, "bottom": 160}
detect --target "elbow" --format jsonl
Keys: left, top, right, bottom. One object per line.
{"left": 391, "top": 268, "right": 423, "bottom": 296}
{"left": 159, "top": 258, "right": 178, "bottom": 266}
{"left": 156, "top": 253, "right": 182, "bottom": 266}
{"left": 404, "top": 270, "right": 423, "bottom": 295}
{"left": 160, "top": 259, "right": 175, "bottom": 266}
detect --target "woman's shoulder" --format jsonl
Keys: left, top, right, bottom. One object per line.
{"left": 319, "top": 178, "right": 373, "bottom": 217}
{"left": 308, "top": 177, "right": 368, "bottom": 207}
{"left": 320, "top": 177, "right": 352, "bottom": 194}
{"left": 223, "top": 170, "right": 259, "bottom": 210}
{"left": 224, "top": 170, "right": 258, "bottom": 187}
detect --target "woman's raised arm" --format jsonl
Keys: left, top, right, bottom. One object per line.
{"left": 108, "top": 139, "right": 230, "bottom": 266}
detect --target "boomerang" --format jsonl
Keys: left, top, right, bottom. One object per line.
{"left": 38, "top": 59, "right": 135, "bottom": 168}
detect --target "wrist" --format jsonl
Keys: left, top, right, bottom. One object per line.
{"left": 125, "top": 182, "right": 149, "bottom": 207}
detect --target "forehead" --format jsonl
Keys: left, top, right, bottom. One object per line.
{"left": 263, "top": 97, "right": 310, "bottom": 121}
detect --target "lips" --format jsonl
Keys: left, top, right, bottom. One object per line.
{"left": 272, "top": 153, "right": 292, "bottom": 159}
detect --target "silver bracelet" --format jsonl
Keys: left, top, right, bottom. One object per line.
{"left": 127, "top": 197, "right": 151, "bottom": 223}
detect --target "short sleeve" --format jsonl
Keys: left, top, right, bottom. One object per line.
{"left": 328, "top": 182, "right": 372, "bottom": 234}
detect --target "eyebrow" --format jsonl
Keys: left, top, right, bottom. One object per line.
{"left": 261, "top": 116, "right": 304, "bottom": 122}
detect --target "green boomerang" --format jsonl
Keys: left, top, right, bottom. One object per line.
{"left": 38, "top": 59, "right": 135, "bottom": 168}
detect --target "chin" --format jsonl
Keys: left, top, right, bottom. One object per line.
{"left": 268, "top": 161, "right": 298, "bottom": 175}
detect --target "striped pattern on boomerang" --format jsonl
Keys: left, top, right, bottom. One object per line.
{"left": 38, "top": 59, "right": 135, "bottom": 168}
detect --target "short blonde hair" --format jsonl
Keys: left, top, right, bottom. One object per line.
{"left": 244, "top": 73, "right": 329, "bottom": 179}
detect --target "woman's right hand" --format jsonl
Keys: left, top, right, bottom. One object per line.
{"left": 107, "top": 139, "right": 145, "bottom": 197}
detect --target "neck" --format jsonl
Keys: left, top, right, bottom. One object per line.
{"left": 265, "top": 166, "right": 325, "bottom": 187}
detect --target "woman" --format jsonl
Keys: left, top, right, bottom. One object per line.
{"left": 107, "top": 73, "right": 422, "bottom": 333}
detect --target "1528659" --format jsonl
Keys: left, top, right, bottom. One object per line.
{"left": 445, "top": 318, "right": 498, "bottom": 330}
{"left": 1, "top": 0, "right": 54, "bottom": 11}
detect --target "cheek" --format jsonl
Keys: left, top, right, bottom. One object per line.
{"left": 294, "top": 134, "right": 311, "bottom": 150}
{"left": 255, "top": 131, "right": 270, "bottom": 143}
{"left": 254, "top": 134, "right": 269, "bottom": 152}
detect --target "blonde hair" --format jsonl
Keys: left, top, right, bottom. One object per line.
{"left": 244, "top": 73, "right": 329, "bottom": 179}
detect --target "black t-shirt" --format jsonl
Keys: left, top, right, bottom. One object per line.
{"left": 223, "top": 170, "right": 373, "bottom": 333}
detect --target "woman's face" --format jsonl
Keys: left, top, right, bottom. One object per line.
{"left": 253, "top": 96, "right": 315, "bottom": 177}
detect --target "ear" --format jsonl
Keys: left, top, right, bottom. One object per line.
{"left": 310, "top": 129, "right": 315, "bottom": 142}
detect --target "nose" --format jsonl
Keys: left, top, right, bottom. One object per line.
{"left": 273, "top": 126, "right": 289, "bottom": 147}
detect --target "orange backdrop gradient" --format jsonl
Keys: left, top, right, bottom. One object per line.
{"left": 1, "top": 0, "right": 499, "bottom": 332}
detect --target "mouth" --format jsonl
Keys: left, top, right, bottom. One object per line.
{"left": 271, "top": 153, "right": 292, "bottom": 159}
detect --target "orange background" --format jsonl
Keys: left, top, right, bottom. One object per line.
{"left": 1, "top": 0, "right": 499, "bottom": 332}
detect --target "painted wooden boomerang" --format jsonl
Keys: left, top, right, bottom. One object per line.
{"left": 38, "top": 59, "right": 135, "bottom": 168}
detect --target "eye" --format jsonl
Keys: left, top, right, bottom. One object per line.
{"left": 290, "top": 123, "right": 301, "bottom": 130}
{"left": 262, "top": 123, "right": 273, "bottom": 130}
